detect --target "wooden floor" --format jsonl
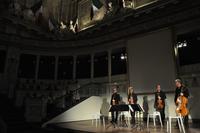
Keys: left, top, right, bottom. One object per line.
{"left": 50, "top": 120, "right": 200, "bottom": 133}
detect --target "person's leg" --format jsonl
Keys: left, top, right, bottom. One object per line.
{"left": 184, "top": 115, "right": 189, "bottom": 128}
{"left": 163, "top": 108, "right": 165, "bottom": 121}
{"left": 130, "top": 111, "right": 133, "bottom": 124}
{"left": 143, "top": 112, "right": 148, "bottom": 121}
{"left": 156, "top": 110, "right": 163, "bottom": 125}
{"left": 111, "top": 111, "right": 114, "bottom": 123}
{"left": 161, "top": 108, "right": 165, "bottom": 124}
{"left": 115, "top": 111, "right": 118, "bottom": 123}
{"left": 131, "top": 111, "right": 135, "bottom": 124}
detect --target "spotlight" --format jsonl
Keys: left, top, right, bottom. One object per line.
{"left": 120, "top": 53, "right": 127, "bottom": 60}
{"left": 177, "top": 40, "right": 188, "bottom": 48}
{"left": 121, "top": 54, "right": 125, "bottom": 60}
{"left": 178, "top": 44, "right": 182, "bottom": 48}
{"left": 183, "top": 40, "right": 187, "bottom": 47}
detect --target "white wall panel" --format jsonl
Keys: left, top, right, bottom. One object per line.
{"left": 127, "top": 28, "right": 176, "bottom": 93}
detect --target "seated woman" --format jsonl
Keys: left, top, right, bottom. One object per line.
{"left": 127, "top": 86, "right": 138, "bottom": 125}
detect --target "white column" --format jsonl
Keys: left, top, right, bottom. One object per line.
{"left": 132, "top": 0, "right": 136, "bottom": 8}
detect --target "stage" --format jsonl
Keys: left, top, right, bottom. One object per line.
{"left": 47, "top": 120, "right": 200, "bottom": 133}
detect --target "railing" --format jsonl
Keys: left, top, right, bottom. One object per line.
{"left": 43, "top": 81, "right": 128, "bottom": 121}
{"left": 68, "top": 81, "right": 128, "bottom": 98}
{"left": 134, "top": 0, "right": 159, "bottom": 8}
{"left": 52, "top": 81, "right": 129, "bottom": 108}
{"left": 72, "top": 82, "right": 106, "bottom": 98}
{"left": 180, "top": 75, "right": 200, "bottom": 88}
{"left": 180, "top": 63, "right": 200, "bottom": 75}
{"left": 179, "top": 63, "right": 200, "bottom": 87}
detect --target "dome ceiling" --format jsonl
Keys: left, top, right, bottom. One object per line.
{"left": 0, "top": 0, "right": 159, "bottom": 38}
{"left": 0, "top": 0, "right": 200, "bottom": 48}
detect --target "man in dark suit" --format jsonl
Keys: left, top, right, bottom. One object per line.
{"left": 110, "top": 86, "right": 120, "bottom": 124}
{"left": 174, "top": 79, "right": 190, "bottom": 127}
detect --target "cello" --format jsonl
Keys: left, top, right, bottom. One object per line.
{"left": 176, "top": 95, "right": 189, "bottom": 117}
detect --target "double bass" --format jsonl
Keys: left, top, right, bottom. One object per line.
{"left": 176, "top": 95, "right": 188, "bottom": 117}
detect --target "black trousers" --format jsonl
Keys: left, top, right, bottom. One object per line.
{"left": 157, "top": 107, "right": 165, "bottom": 123}
{"left": 111, "top": 111, "right": 118, "bottom": 123}
{"left": 176, "top": 115, "right": 189, "bottom": 128}
{"left": 130, "top": 111, "right": 135, "bottom": 124}
{"left": 183, "top": 115, "right": 189, "bottom": 127}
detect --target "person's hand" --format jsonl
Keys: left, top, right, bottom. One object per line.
{"left": 180, "top": 93, "right": 184, "bottom": 96}
{"left": 177, "top": 98, "right": 181, "bottom": 103}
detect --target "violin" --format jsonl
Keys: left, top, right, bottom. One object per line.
{"left": 112, "top": 99, "right": 116, "bottom": 105}
{"left": 128, "top": 96, "right": 134, "bottom": 104}
{"left": 157, "top": 96, "right": 164, "bottom": 110}
{"left": 176, "top": 95, "right": 188, "bottom": 117}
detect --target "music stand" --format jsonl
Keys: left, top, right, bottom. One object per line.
{"left": 109, "top": 104, "right": 130, "bottom": 112}
{"left": 108, "top": 104, "right": 130, "bottom": 128}
{"left": 129, "top": 104, "right": 145, "bottom": 112}
{"left": 129, "top": 104, "right": 145, "bottom": 131}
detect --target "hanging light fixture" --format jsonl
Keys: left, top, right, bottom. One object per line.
{"left": 120, "top": 53, "right": 127, "bottom": 60}
{"left": 177, "top": 40, "right": 188, "bottom": 48}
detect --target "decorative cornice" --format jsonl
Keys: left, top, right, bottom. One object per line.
{"left": 0, "top": 0, "right": 200, "bottom": 49}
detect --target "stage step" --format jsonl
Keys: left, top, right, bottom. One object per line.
{"left": 43, "top": 96, "right": 103, "bottom": 127}
{"left": 45, "top": 96, "right": 89, "bottom": 122}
